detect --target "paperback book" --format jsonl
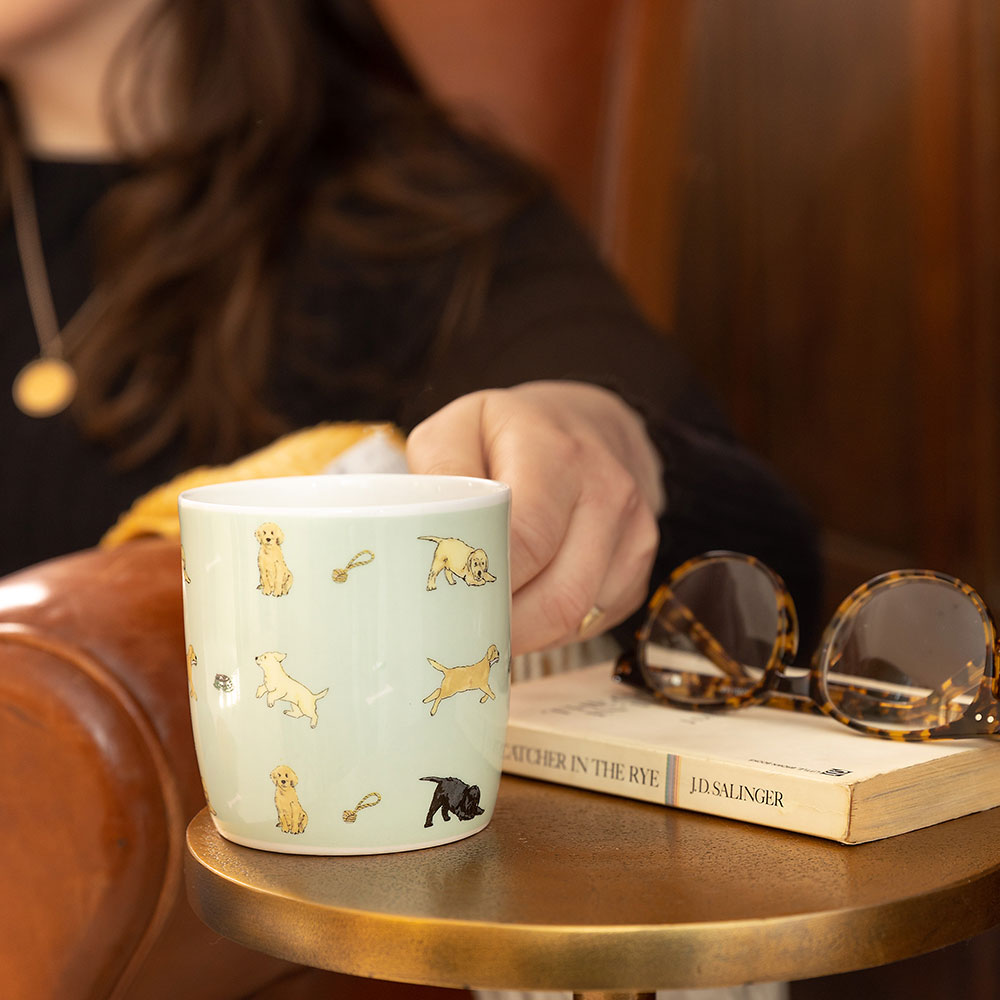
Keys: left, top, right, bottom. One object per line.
{"left": 502, "top": 662, "right": 1000, "bottom": 843}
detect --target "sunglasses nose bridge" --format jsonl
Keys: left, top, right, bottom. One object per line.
{"left": 769, "top": 667, "right": 813, "bottom": 701}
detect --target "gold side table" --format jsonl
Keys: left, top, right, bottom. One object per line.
{"left": 186, "top": 775, "right": 1000, "bottom": 1000}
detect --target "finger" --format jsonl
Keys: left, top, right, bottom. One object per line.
{"left": 487, "top": 416, "right": 583, "bottom": 593}
{"left": 510, "top": 460, "right": 655, "bottom": 655}
{"left": 405, "top": 394, "right": 488, "bottom": 478}
{"left": 514, "top": 505, "right": 656, "bottom": 655}
{"left": 576, "top": 500, "right": 659, "bottom": 641}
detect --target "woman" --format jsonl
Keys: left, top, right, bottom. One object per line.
{"left": 0, "top": 0, "right": 819, "bottom": 656}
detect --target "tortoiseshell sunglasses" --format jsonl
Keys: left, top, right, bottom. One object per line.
{"left": 613, "top": 550, "right": 1000, "bottom": 741}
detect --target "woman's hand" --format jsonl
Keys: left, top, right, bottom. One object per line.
{"left": 406, "top": 381, "right": 665, "bottom": 656}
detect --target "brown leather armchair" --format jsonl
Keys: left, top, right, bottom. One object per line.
{"left": 0, "top": 4, "right": 691, "bottom": 996}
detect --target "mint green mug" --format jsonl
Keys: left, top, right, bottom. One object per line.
{"left": 178, "top": 474, "right": 510, "bottom": 854}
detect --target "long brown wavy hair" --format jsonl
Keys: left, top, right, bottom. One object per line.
{"left": 0, "top": 0, "right": 538, "bottom": 465}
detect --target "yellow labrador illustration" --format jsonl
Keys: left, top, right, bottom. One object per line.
{"left": 270, "top": 764, "right": 308, "bottom": 834}
{"left": 255, "top": 651, "right": 328, "bottom": 727}
{"left": 423, "top": 644, "right": 500, "bottom": 716}
{"left": 186, "top": 644, "right": 198, "bottom": 701}
{"left": 255, "top": 522, "right": 293, "bottom": 596}
{"left": 419, "top": 535, "right": 496, "bottom": 590}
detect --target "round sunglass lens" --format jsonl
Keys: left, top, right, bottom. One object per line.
{"left": 820, "top": 577, "right": 988, "bottom": 730}
{"left": 641, "top": 556, "right": 782, "bottom": 704}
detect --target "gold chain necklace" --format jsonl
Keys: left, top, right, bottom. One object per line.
{"left": 5, "top": 147, "right": 98, "bottom": 418}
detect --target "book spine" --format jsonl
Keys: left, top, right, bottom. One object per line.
{"left": 503, "top": 724, "right": 854, "bottom": 842}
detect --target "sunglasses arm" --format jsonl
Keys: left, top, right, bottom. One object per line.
{"left": 655, "top": 589, "right": 747, "bottom": 681}
{"left": 926, "top": 675, "right": 1000, "bottom": 738}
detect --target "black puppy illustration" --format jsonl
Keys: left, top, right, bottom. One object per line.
{"left": 420, "top": 775, "right": 485, "bottom": 828}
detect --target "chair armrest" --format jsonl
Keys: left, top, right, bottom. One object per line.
{"left": 0, "top": 540, "right": 333, "bottom": 999}
{"left": 0, "top": 540, "right": 186, "bottom": 998}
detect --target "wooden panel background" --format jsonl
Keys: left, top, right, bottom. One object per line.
{"left": 672, "top": 0, "right": 1000, "bottom": 622}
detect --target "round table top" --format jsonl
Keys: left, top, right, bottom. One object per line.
{"left": 185, "top": 775, "right": 1000, "bottom": 992}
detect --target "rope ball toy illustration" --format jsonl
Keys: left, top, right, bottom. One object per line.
{"left": 332, "top": 549, "right": 374, "bottom": 583}
{"left": 343, "top": 791, "right": 382, "bottom": 822}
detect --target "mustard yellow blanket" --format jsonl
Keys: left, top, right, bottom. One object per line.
{"left": 101, "top": 422, "right": 405, "bottom": 547}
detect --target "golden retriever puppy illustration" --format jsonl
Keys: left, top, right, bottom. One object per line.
{"left": 270, "top": 765, "right": 308, "bottom": 834}
{"left": 186, "top": 644, "right": 198, "bottom": 701}
{"left": 255, "top": 651, "right": 328, "bottom": 727}
{"left": 180, "top": 546, "right": 191, "bottom": 584}
{"left": 255, "top": 522, "right": 293, "bottom": 596}
{"left": 419, "top": 535, "right": 496, "bottom": 591}
{"left": 423, "top": 644, "right": 500, "bottom": 716}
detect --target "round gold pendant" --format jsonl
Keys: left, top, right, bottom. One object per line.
{"left": 12, "top": 356, "right": 77, "bottom": 418}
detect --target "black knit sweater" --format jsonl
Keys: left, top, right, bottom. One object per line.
{"left": 0, "top": 158, "right": 821, "bottom": 637}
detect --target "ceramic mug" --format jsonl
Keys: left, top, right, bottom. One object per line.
{"left": 178, "top": 473, "right": 511, "bottom": 854}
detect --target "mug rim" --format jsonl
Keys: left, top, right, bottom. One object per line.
{"left": 178, "top": 473, "right": 510, "bottom": 517}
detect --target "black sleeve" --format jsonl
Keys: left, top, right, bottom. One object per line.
{"left": 403, "top": 192, "right": 823, "bottom": 645}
